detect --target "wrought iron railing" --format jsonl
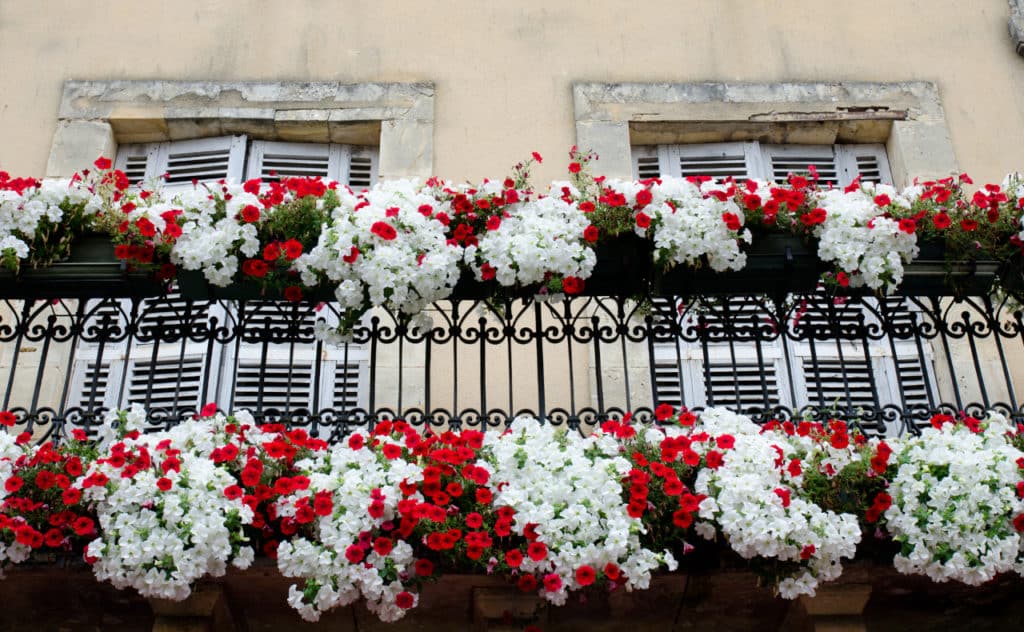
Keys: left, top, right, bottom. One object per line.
{"left": 1, "top": 291, "right": 1021, "bottom": 442}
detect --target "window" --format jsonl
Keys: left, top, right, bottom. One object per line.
{"left": 649, "top": 296, "right": 939, "bottom": 423}
{"left": 637, "top": 142, "right": 936, "bottom": 424}
{"left": 114, "top": 135, "right": 378, "bottom": 190}
{"left": 631, "top": 141, "right": 891, "bottom": 186}
{"left": 68, "top": 137, "right": 376, "bottom": 421}
{"left": 66, "top": 293, "right": 369, "bottom": 420}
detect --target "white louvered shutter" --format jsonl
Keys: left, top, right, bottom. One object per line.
{"left": 704, "top": 360, "right": 783, "bottom": 409}
{"left": 130, "top": 292, "right": 221, "bottom": 411}
{"left": 762, "top": 144, "right": 841, "bottom": 186}
{"left": 67, "top": 299, "right": 129, "bottom": 412}
{"left": 113, "top": 143, "right": 159, "bottom": 186}
{"left": 228, "top": 301, "right": 315, "bottom": 416}
{"left": 346, "top": 147, "right": 378, "bottom": 189}
{"left": 672, "top": 142, "right": 755, "bottom": 180}
{"left": 631, "top": 146, "right": 664, "bottom": 180}
{"left": 233, "top": 358, "right": 314, "bottom": 416}
{"left": 798, "top": 356, "right": 879, "bottom": 410}
{"left": 652, "top": 360, "right": 685, "bottom": 409}
{"left": 70, "top": 294, "right": 222, "bottom": 413}
{"left": 66, "top": 360, "right": 115, "bottom": 412}
{"left": 789, "top": 297, "right": 937, "bottom": 413}
{"left": 246, "top": 141, "right": 343, "bottom": 181}
{"left": 115, "top": 136, "right": 247, "bottom": 189}
{"left": 694, "top": 298, "right": 786, "bottom": 409}
{"left": 330, "top": 360, "right": 365, "bottom": 412}
{"left": 651, "top": 298, "right": 788, "bottom": 411}
{"left": 124, "top": 356, "right": 205, "bottom": 412}
{"left": 872, "top": 298, "right": 937, "bottom": 408}
{"left": 245, "top": 141, "right": 378, "bottom": 188}
{"left": 161, "top": 136, "right": 246, "bottom": 188}
{"left": 836, "top": 144, "right": 893, "bottom": 185}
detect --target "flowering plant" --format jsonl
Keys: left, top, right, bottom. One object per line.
{"left": 271, "top": 419, "right": 426, "bottom": 622}
{"left": 882, "top": 412, "right": 1024, "bottom": 585}
{"left": 6, "top": 404, "right": 1024, "bottom": 620}
{"left": 685, "top": 408, "right": 861, "bottom": 598}
{"left": 4, "top": 152, "right": 1024, "bottom": 307}
{"left": 167, "top": 177, "right": 343, "bottom": 300}
{"left": 565, "top": 148, "right": 749, "bottom": 276}
{"left": 78, "top": 405, "right": 256, "bottom": 600}
{"left": 0, "top": 414, "right": 98, "bottom": 571}
{"left": 483, "top": 418, "right": 678, "bottom": 606}
{"left": 295, "top": 179, "right": 462, "bottom": 335}
{"left": 0, "top": 157, "right": 126, "bottom": 273}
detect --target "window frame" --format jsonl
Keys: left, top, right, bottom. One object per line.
{"left": 634, "top": 141, "right": 893, "bottom": 187}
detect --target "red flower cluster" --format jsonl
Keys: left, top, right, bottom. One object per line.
{"left": 0, "top": 431, "right": 96, "bottom": 557}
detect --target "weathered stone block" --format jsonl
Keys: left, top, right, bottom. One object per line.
{"left": 45, "top": 120, "right": 116, "bottom": 177}
{"left": 379, "top": 119, "right": 433, "bottom": 179}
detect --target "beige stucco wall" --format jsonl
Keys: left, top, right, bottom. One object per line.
{"left": 1, "top": 0, "right": 1024, "bottom": 183}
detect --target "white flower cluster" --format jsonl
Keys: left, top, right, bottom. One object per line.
{"left": 79, "top": 407, "right": 254, "bottom": 601}
{"left": 642, "top": 178, "right": 749, "bottom": 272}
{"left": 884, "top": 413, "right": 1024, "bottom": 585}
{"left": 170, "top": 185, "right": 262, "bottom": 286}
{"left": 0, "top": 179, "right": 104, "bottom": 268}
{"left": 297, "top": 179, "right": 460, "bottom": 321}
{"left": 483, "top": 417, "right": 677, "bottom": 606}
{"left": 813, "top": 185, "right": 919, "bottom": 292}
{"left": 472, "top": 196, "right": 595, "bottom": 287}
{"left": 693, "top": 409, "right": 861, "bottom": 598}
{"left": 273, "top": 437, "right": 424, "bottom": 622}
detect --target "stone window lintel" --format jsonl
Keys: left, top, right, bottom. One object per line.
{"left": 48, "top": 80, "right": 435, "bottom": 179}
{"left": 572, "top": 81, "right": 957, "bottom": 186}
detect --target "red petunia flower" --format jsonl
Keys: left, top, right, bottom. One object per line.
{"left": 371, "top": 221, "right": 398, "bottom": 241}
{"left": 562, "top": 276, "right": 584, "bottom": 295}
{"left": 527, "top": 541, "right": 547, "bottom": 561}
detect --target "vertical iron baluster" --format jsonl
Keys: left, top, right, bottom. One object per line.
{"left": 534, "top": 301, "right": 546, "bottom": 421}
{"left": 910, "top": 302, "right": 937, "bottom": 410}
{"left": 397, "top": 331, "right": 405, "bottom": 416}
{"left": 452, "top": 302, "right": 459, "bottom": 426}
{"left": 478, "top": 314, "right": 486, "bottom": 425}
{"left": 368, "top": 316, "right": 379, "bottom": 430}
{"left": 312, "top": 336, "right": 323, "bottom": 437}
{"left": 565, "top": 300, "right": 576, "bottom": 417}
{"left": 423, "top": 332, "right": 432, "bottom": 426}
{"left": 673, "top": 299, "right": 687, "bottom": 407}
{"left": 779, "top": 298, "right": 799, "bottom": 411}
{"left": 858, "top": 301, "right": 882, "bottom": 416}
{"left": 881, "top": 298, "right": 911, "bottom": 424}
{"left": 645, "top": 308, "right": 659, "bottom": 408}
{"left": 591, "top": 314, "right": 604, "bottom": 415}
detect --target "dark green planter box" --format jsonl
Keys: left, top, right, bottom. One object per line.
{"left": 654, "top": 233, "right": 820, "bottom": 297}
{"left": 0, "top": 234, "right": 164, "bottom": 299}
{"left": 451, "top": 268, "right": 498, "bottom": 300}
{"left": 177, "top": 269, "right": 335, "bottom": 302}
{"left": 897, "top": 239, "right": 998, "bottom": 297}
{"left": 999, "top": 254, "right": 1024, "bottom": 303}
{"left": 581, "top": 233, "right": 655, "bottom": 297}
